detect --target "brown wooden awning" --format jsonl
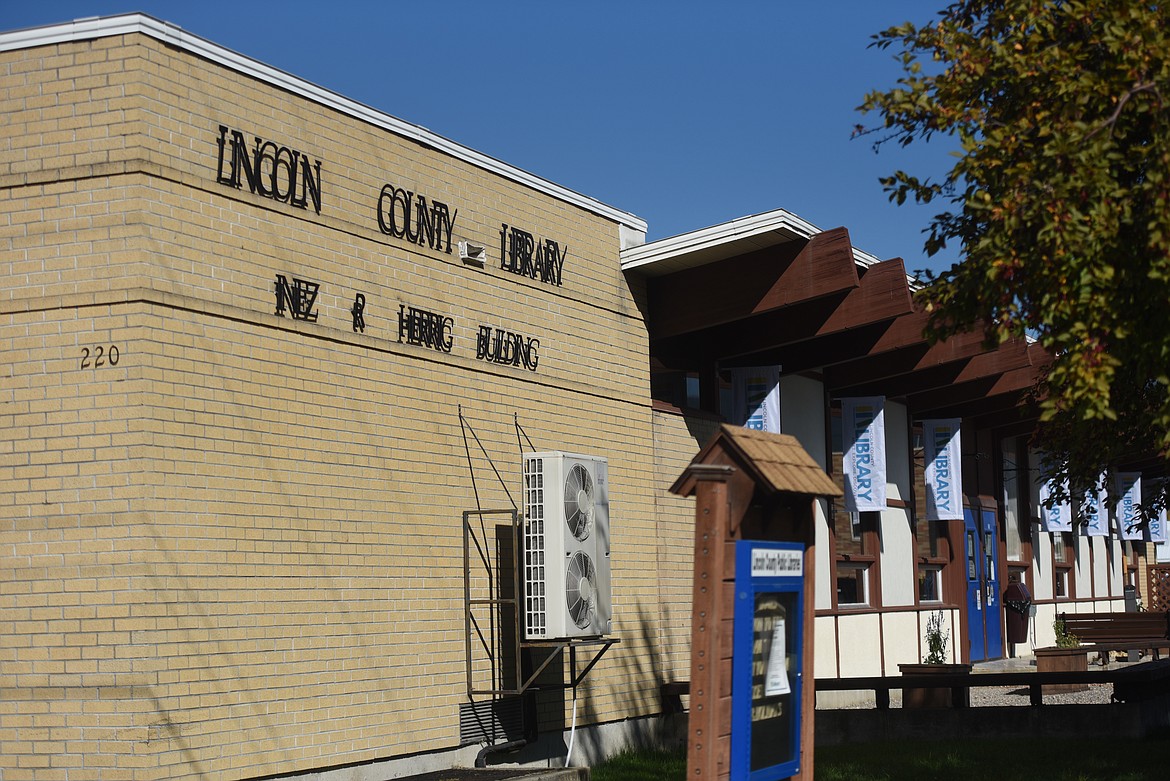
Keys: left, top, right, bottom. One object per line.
{"left": 630, "top": 222, "right": 1049, "bottom": 429}
{"left": 670, "top": 424, "right": 842, "bottom": 499}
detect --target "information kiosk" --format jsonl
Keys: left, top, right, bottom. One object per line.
{"left": 732, "top": 541, "right": 805, "bottom": 780}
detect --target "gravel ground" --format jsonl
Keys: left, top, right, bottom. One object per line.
{"left": 968, "top": 654, "right": 1141, "bottom": 707}
{"left": 970, "top": 681, "right": 1112, "bottom": 707}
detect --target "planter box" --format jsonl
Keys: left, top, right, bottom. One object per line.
{"left": 899, "top": 663, "right": 972, "bottom": 708}
{"left": 1035, "top": 646, "right": 1089, "bottom": 694}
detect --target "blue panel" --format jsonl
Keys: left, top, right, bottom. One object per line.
{"left": 981, "top": 508, "right": 1004, "bottom": 658}
{"left": 731, "top": 541, "right": 804, "bottom": 781}
{"left": 964, "top": 507, "right": 986, "bottom": 662}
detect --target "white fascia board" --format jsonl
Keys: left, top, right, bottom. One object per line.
{"left": 0, "top": 14, "right": 648, "bottom": 235}
{"left": 621, "top": 207, "right": 893, "bottom": 277}
{"left": 852, "top": 247, "right": 883, "bottom": 268}
{"left": 620, "top": 208, "right": 819, "bottom": 273}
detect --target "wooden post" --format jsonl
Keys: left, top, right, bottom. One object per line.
{"left": 686, "top": 465, "right": 735, "bottom": 781}
{"left": 797, "top": 508, "right": 816, "bottom": 781}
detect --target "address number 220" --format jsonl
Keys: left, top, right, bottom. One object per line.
{"left": 80, "top": 345, "right": 120, "bottom": 369}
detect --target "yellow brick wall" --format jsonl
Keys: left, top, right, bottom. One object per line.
{"left": 651, "top": 408, "right": 721, "bottom": 685}
{"left": 1, "top": 32, "right": 661, "bottom": 781}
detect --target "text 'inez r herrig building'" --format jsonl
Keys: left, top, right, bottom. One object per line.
{"left": 3, "top": 13, "right": 1166, "bottom": 781}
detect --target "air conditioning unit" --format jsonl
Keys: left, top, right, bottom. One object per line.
{"left": 522, "top": 452, "right": 611, "bottom": 640}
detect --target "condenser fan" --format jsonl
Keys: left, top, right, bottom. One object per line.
{"left": 521, "top": 452, "right": 610, "bottom": 640}
{"left": 563, "top": 463, "right": 596, "bottom": 540}
{"left": 565, "top": 551, "right": 597, "bottom": 629}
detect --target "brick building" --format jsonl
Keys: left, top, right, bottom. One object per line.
{"left": 2, "top": 13, "right": 1163, "bottom": 781}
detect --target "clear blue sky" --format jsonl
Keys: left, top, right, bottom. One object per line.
{"left": 3, "top": 1, "right": 958, "bottom": 275}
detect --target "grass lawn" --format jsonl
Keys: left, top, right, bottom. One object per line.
{"left": 591, "top": 736, "right": 1170, "bottom": 781}
{"left": 817, "top": 736, "right": 1170, "bottom": 780}
{"left": 589, "top": 748, "right": 685, "bottom": 781}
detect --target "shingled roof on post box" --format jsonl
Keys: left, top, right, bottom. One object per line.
{"left": 670, "top": 424, "right": 842, "bottom": 499}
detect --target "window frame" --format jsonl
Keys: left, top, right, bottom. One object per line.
{"left": 835, "top": 560, "right": 872, "bottom": 607}
{"left": 1053, "top": 531, "right": 1075, "bottom": 600}
{"left": 917, "top": 563, "right": 945, "bottom": 604}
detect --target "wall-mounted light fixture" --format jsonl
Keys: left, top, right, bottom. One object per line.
{"left": 458, "top": 241, "right": 487, "bottom": 267}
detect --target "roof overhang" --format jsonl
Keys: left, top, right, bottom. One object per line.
{"left": 621, "top": 208, "right": 882, "bottom": 278}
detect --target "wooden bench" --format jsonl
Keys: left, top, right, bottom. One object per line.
{"left": 1061, "top": 611, "right": 1170, "bottom": 660}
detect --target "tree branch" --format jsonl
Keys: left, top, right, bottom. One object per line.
{"left": 1085, "top": 81, "right": 1163, "bottom": 140}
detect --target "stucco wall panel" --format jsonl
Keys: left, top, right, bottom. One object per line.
{"left": 882, "top": 610, "right": 923, "bottom": 670}
{"left": 835, "top": 613, "right": 883, "bottom": 678}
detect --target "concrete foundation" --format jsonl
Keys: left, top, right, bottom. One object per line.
{"left": 264, "top": 714, "right": 686, "bottom": 781}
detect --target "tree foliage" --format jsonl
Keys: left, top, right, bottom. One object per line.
{"left": 860, "top": 0, "right": 1170, "bottom": 506}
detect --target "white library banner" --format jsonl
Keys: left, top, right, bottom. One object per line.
{"left": 1150, "top": 506, "right": 1168, "bottom": 544}
{"left": 842, "top": 397, "right": 886, "bottom": 513}
{"left": 732, "top": 366, "right": 781, "bottom": 434}
{"left": 1081, "top": 480, "right": 1110, "bottom": 537}
{"left": 1116, "top": 472, "right": 1143, "bottom": 541}
{"left": 1039, "top": 477, "right": 1072, "bottom": 532}
{"left": 923, "top": 418, "right": 963, "bottom": 521}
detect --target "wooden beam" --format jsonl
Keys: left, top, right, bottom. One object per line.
{"left": 831, "top": 359, "right": 974, "bottom": 399}
{"left": 917, "top": 395, "right": 1027, "bottom": 425}
{"left": 909, "top": 373, "right": 1038, "bottom": 418}
{"left": 830, "top": 336, "right": 1034, "bottom": 399}
{"left": 952, "top": 338, "right": 1033, "bottom": 382}
{"left": 967, "top": 406, "right": 1040, "bottom": 435}
{"left": 654, "top": 296, "right": 843, "bottom": 369}
{"left": 817, "top": 258, "right": 914, "bottom": 333}
{"left": 647, "top": 228, "right": 859, "bottom": 340}
{"left": 721, "top": 320, "right": 897, "bottom": 373}
{"left": 822, "top": 313, "right": 992, "bottom": 389}
{"left": 653, "top": 258, "right": 913, "bottom": 370}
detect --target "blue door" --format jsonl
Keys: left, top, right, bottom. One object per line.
{"left": 980, "top": 506, "right": 1004, "bottom": 659}
{"left": 963, "top": 506, "right": 1004, "bottom": 662}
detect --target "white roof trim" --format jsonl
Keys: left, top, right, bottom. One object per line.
{"left": 853, "top": 247, "right": 883, "bottom": 267}
{"left": 0, "top": 14, "right": 648, "bottom": 234}
{"left": 621, "top": 208, "right": 882, "bottom": 274}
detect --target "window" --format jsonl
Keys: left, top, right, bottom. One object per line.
{"left": 918, "top": 565, "right": 944, "bottom": 603}
{"left": 649, "top": 370, "right": 705, "bottom": 410}
{"left": 912, "top": 518, "right": 950, "bottom": 605}
{"left": 1002, "top": 438, "right": 1027, "bottom": 562}
{"left": 832, "top": 510, "right": 878, "bottom": 609}
{"left": 1007, "top": 566, "right": 1029, "bottom": 599}
{"left": 1125, "top": 541, "right": 1140, "bottom": 599}
{"left": 984, "top": 529, "right": 997, "bottom": 584}
{"left": 685, "top": 373, "right": 700, "bottom": 408}
{"left": 1055, "top": 567, "right": 1070, "bottom": 599}
{"left": 1054, "top": 532, "right": 1074, "bottom": 600}
{"left": 836, "top": 563, "right": 870, "bottom": 606}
